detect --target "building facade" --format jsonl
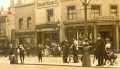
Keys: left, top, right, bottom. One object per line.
{"left": 13, "top": 0, "right": 120, "bottom": 52}
{"left": 35, "top": 0, "right": 60, "bottom": 45}
{"left": 0, "top": 7, "right": 15, "bottom": 48}
{"left": 0, "top": 14, "right": 8, "bottom": 48}
{"left": 13, "top": 0, "right": 36, "bottom": 48}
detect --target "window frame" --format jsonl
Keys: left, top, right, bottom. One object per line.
{"left": 67, "top": 5, "right": 76, "bottom": 20}
{"left": 27, "top": 17, "right": 32, "bottom": 29}
{"left": 19, "top": 17, "right": 23, "bottom": 29}
{"left": 110, "top": 5, "right": 118, "bottom": 16}
{"left": 47, "top": 8, "right": 54, "bottom": 22}
{"left": 91, "top": 4, "right": 101, "bottom": 16}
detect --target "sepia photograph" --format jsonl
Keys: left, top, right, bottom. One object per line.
{"left": 0, "top": 0, "right": 120, "bottom": 69}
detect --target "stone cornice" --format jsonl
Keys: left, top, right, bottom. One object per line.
{"left": 14, "top": 3, "right": 34, "bottom": 8}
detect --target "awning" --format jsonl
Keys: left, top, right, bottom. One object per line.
{"left": 36, "top": 28, "right": 58, "bottom": 32}
{"left": 36, "top": 23, "right": 59, "bottom": 32}
{"left": 36, "top": 23, "right": 58, "bottom": 29}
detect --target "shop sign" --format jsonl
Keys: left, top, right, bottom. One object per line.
{"left": 37, "top": 0, "right": 58, "bottom": 8}
{"left": 37, "top": 28, "right": 57, "bottom": 32}
{"left": 96, "top": 16, "right": 118, "bottom": 21}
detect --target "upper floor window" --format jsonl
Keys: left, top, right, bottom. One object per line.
{"left": 67, "top": 5, "right": 76, "bottom": 20}
{"left": 110, "top": 5, "right": 118, "bottom": 16}
{"left": 19, "top": 18, "right": 23, "bottom": 29}
{"left": 47, "top": 8, "right": 54, "bottom": 22}
{"left": 16, "top": 0, "right": 24, "bottom": 4}
{"left": 27, "top": 17, "right": 31, "bottom": 29}
{"left": 91, "top": 5, "right": 101, "bottom": 17}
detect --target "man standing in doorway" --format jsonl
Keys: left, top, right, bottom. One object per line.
{"left": 95, "top": 35, "right": 105, "bottom": 66}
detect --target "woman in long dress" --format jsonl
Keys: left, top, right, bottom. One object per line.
{"left": 81, "top": 39, "right": 91, "bottom": 67}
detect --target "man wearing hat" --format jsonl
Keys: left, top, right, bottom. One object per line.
{"left": 94, "top": 35, "right": 105, "bottom": 66}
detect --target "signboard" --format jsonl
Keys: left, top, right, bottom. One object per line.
{"left": 96, "top": 16, "right": 119, "bottom": 21}
{"left": 37, "top": 28, "right": 57, "bottom": 32}
{"left": 37, "top": 0, "right": 58, "bottom": 8}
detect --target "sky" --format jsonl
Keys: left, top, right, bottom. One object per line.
{"left": 0, "top": 0, "right": 10, "bottom": 10}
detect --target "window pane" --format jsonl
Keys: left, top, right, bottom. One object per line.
{"left": 19, "top": 18, "right": 23, "bottom": 29}
{"left": 91, "top": 5, "right": 101, "bottom": 16}
{"left": 110, "top": 5, "right": 118, "bottom": 16}
{"left": 67, "top": 5, "right": 76, "bottom": 20}
{"left": 47, "top": 8, "right": 54, "bottom": 22}
{"left": 27, "top": 17, "right": 31, "bottom": 29}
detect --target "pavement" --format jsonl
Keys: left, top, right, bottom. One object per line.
{"left": 0, "top": 54, "right": 120, "bottom": 68}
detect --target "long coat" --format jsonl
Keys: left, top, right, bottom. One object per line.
{"left": 81, "top": 41, "right": 91, "bottom": 67}
{"left": 95, "top": 38, "right": 105, "bottom": 57}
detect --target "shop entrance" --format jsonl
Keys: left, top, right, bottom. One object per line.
{"left": 99, "top": 30, "right": 115, "bottom": 49}
{"left": 37, "top": 31, "right": 59, "bottom": 44}
{"left": 99, "top": 31, "right": 112, "bottom": 40}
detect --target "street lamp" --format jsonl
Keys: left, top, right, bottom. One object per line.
{"left": 80, "top": 0, "right": 92, "bottom": 67}
{"left": 80, "top": 0, "right": 92, "bottom": 39}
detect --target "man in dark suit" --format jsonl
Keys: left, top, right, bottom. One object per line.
{"left": 19, "top": 44, "right": 25, "bottom": 64}
{"left": 61, "top": 40, "right": 70, "bottom": 63}
{"left": 37, "top": 43, "right": 44, "bottom": 62}
{"left": 95, "top": 36, "right": 105, "bottom": 66}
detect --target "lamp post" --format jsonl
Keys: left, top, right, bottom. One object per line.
{"left": 80, "top": 0, "right": 92, "bottom": 67}
{"left": 80, "top": 0, "right": 92, "bottom": 39}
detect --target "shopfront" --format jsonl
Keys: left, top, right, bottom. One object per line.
{"left": 64, "top": 23, "right": 93, "bottom": 42}
{"left": 97, "top": 25, "right": 115, "bottom": 48}
{"left": 0, "top": 36, "right": 8, "bottom": 48}
{"left": 64, "top": 19, "right": 120, "bottom": 52}
{"left": 36, "top": 24, "right": 59, "bottom": 45}
{"left": 15, "top": 32, "right": 35, "bottom": 48}
{"left": 95, "top": 19, "right": 120, "bottom": 52}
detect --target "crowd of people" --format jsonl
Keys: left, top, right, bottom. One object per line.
{"left": 94, "top": 36, "right": 117, "bottom": 66}
{"left": 61, "top": 35, "right": 117, "bottom": 66}
{"left": 8, "top": 35, "right": 117, "bottom": 67}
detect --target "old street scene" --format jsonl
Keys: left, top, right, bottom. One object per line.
{"left": 1, "top": 0, "right": 120, "bottom": 69}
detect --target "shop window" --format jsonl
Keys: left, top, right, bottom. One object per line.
{"left": 19, "top": 18, "right": 23, "bottom": 29}
{"left": 67, "top": 5, "right": 76, "bottom": 20}
{"left": 27, "top": 17, "right": 31, "bottom": 29}
{"left": 91, "top": 5, "right": 101, "bottom": 17}
{"left": 110, "top": 5, "right": 118, "bottom": 16}
{"left": 47, "top": 8, "right": 54, "bottom": 22}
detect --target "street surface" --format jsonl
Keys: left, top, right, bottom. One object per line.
{"left": 0, "top": 54, "right": 120, "bottom": 69}
{"left": 0, "top": 64, "right": 120, "bottom": 69}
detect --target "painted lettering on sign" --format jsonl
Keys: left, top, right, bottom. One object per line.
{"left": 37, "top": 0, "right": 58, "bottom": 8}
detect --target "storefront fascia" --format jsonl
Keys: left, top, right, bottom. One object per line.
{"left": 64, "top": 21, "right": 93, "bottom": 42}
{"left": 15, "top": 31, "right": 35, "bottom": 48}
{"left": 95, "top": 19, "right": 120, "bottom": 52}
{"left": 36, "top": 23, "right": 59, "bottom": 44}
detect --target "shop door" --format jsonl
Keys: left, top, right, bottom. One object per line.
{"left": 99, "top": 31, "right": 112, "bottom": 40}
